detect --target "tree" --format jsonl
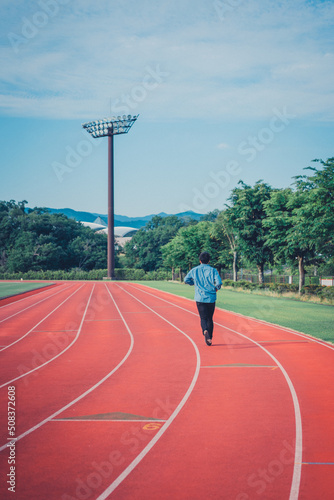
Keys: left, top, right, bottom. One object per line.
{"left": 263, "top": 158, "right": 334, "bottom": 292}
{"left": 161, "top": 221, "right": 220, "bottom": 273}
{"left": 227, "top": 181, "right": 274, "bottom": 283}
{"left": 264, "top": 189, "right": 313, "bottom": 292}
{"left": 293, "top": 158, "right": 334, "bottom": 259}
{"left": 200, "top": 209, "right": 220, "bottom": 222}
{"left": 68, "top": 233, "right": 108, "bottom": 270}
{"left": 123, "top": 215, "right": 185, "bottom": 271}
{"left": 213, "top": 209, "right": 239, "bottom": 280}
{"left": 0, "top": 201, "right": 109, "bottom": 272}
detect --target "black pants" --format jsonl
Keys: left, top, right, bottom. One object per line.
{"left": 196, "top": 302, "right": 216, "bottom": 339}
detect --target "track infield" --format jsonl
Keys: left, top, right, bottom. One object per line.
{"left": 0, "top": 281, "right": 56, "bottom": 300}
{"left": 0, "top": 281, "right": 333, "bottom": 499}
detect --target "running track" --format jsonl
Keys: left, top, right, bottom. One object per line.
{"left": 0, "top": 281, "right": 333, "bottom": 500}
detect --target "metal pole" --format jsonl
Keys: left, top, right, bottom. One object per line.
{"left": 108, "top": 134, "right": 115, "bottom": 279}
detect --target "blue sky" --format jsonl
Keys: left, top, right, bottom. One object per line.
{"left": 0, "top": 0, "right": 333, "bottom": 216}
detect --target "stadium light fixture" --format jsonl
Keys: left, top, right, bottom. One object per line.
{"left": 82, "top": 115, "right": 138, "bottom": 279}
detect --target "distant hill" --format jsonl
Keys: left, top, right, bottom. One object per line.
{"left": 42, "top": 208, "right": 204, "bottom": 228}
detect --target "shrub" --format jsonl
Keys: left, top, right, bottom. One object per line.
{"left": 237, "top": 280, "right": 257, "bottom": 290}
{"left": 222, "top": 279, "right": 236, "bottom": 287}
{"left": 301, "top": 284, "right": 324, "bottom": 295}
{"left": 319, "top": 286, "right": 334, "bottom": 303}
{"left": 269, "top": 283, "right": 299, "bottom": 294}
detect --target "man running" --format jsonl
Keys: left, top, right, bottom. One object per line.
{"left": 184, "top": 251, "right": 222, "bottom": 346}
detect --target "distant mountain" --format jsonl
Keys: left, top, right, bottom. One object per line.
{"left": 43, "top": 208, "right": 204, "bottom": 228}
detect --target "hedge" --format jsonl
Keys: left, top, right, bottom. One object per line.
{"left": 222, "top": 279, "right": 333, "bottom": 302}
{"left": 0, "top": 268, "right": 170, "bottom": 281}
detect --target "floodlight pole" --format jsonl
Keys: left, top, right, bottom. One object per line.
{"left": 108, "top": 134, "right": 115, "bottom": 279}
{"left": 82, "top": 114, "right": 138, "bottom": 280}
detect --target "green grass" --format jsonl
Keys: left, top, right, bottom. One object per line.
{"left": 135, "top": 281, "right": 334, "bottom": 343}
{"left": 0, "top": 282, "right": 54, "bottom": 299}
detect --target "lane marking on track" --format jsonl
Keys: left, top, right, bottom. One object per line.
{"left": 53, "top": 411, "right": 166, "bottom": 421}
{"left": 0, "top": 284, "right": 84, "bottom": 354}
{"left": 31, "top": 330, "right": 78, "bottom": 333}
{"left": 300, "top": 462, "right": 334, "bottom": 465}
{"left": 125, "top": 283, "right": 303, "bottom": 500}
{"left": 201, "top": 364, "right": 277, "bottom": 368}
{"left": 0, "top": 284, "right": 92, "bottom": 387}
{"left": 95, "top": 282, "right": 201, "bottom": 500}
{"left": 0, "top": 283, "right": 73, "bottom": 323}
{"left": 0, "top": 284, "right": 134, "bottom": 452}
{"left": 52, "top": 419, "right": 167, "bottom": 422}
{"left": 85, "top": 318, "right": 123, "bottom": 321}
{"left": 258, "top": 340, "right": 310, "bottom": 343}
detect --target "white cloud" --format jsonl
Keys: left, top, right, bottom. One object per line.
{"left": 0, "top": 0, "right": 333, "bottom": 120}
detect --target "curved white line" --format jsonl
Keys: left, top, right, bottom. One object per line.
{"left": 0, "top": 284, "right": 135, "bottom": 452}
{"left": 0, "top": 284, "right": 84, "bottom": 353}
{"left": 0, "top": 284, "right": 93, "bottom": 388}
{"left": 0, "top": 283, "right": 73, "bottom": 322}
{"left": 124, "top": 283, "right": 303, "bottom": 500}
{"left": 96, "top": 283, "right": 201, "bottom": 500}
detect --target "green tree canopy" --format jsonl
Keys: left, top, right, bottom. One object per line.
{"left": 226, "top": 181, "right": 274, "bottom": 283}
{"left": 0, "top": 201, "right": 108, "bottom": 272}
{"left": 123, "top": 215, "right": 185, "bottom": 272}
{"left": 161, "top": 221, "right": 221, "bottom": 271}
{"left": 294, "top": 158, "right": 334, "bottom": 258}
{"left": 264, "top": 158, "right": 334, "bottom": 291}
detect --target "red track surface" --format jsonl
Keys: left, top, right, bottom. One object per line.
{"left": 0, "top": 281, "right": 333, "bottom": 500}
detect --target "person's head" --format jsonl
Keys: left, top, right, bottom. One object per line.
{"left": 199, "top": 251, "right": 210, "bottom": 264}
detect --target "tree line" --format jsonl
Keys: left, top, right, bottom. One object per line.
{"left": 0, "top": 201, "right": 109, "bottom": 273}
{"left": 1, "top": 158, "right": 333, "bottom": 293}
{"left": 124, "top": 158, "right": 334, "bottom": 292}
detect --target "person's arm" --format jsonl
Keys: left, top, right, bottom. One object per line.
{"left": 184, "top": 270, "right": 194, "bottom": 286}
{"left": 214, "top": 269, "right": 222, "bottom": 290}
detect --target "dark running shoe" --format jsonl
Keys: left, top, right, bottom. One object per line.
{"left": 204, "top": 330, "right": 212, "bottom": 346}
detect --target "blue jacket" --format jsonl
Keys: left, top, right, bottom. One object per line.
{"left": 184, "top": 263, "right": 222, "bottom": 303}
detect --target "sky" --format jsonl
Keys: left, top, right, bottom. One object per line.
{"left": 0, "top": 0, "right": 333, "bottom": 217}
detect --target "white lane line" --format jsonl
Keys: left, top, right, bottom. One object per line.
{"left": 124, "top": 283, "right": 303, "bottom": 500}
{"left": 0, "top": 285, "right": 94, "bottom": 388}
{"left": 0, "top": 283, "right": 134, "bottom": 452}
{"left": 0, "top": 284, "right": 84, "bottom": 354}
{"left": 96, "top": 283, "right": 201, "bottom": 500}
{"left": 52, "top": 419, "right": 167, "bottom": 422}
{"left": 0, "top": 283, "right": 73, "bottom": 323}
